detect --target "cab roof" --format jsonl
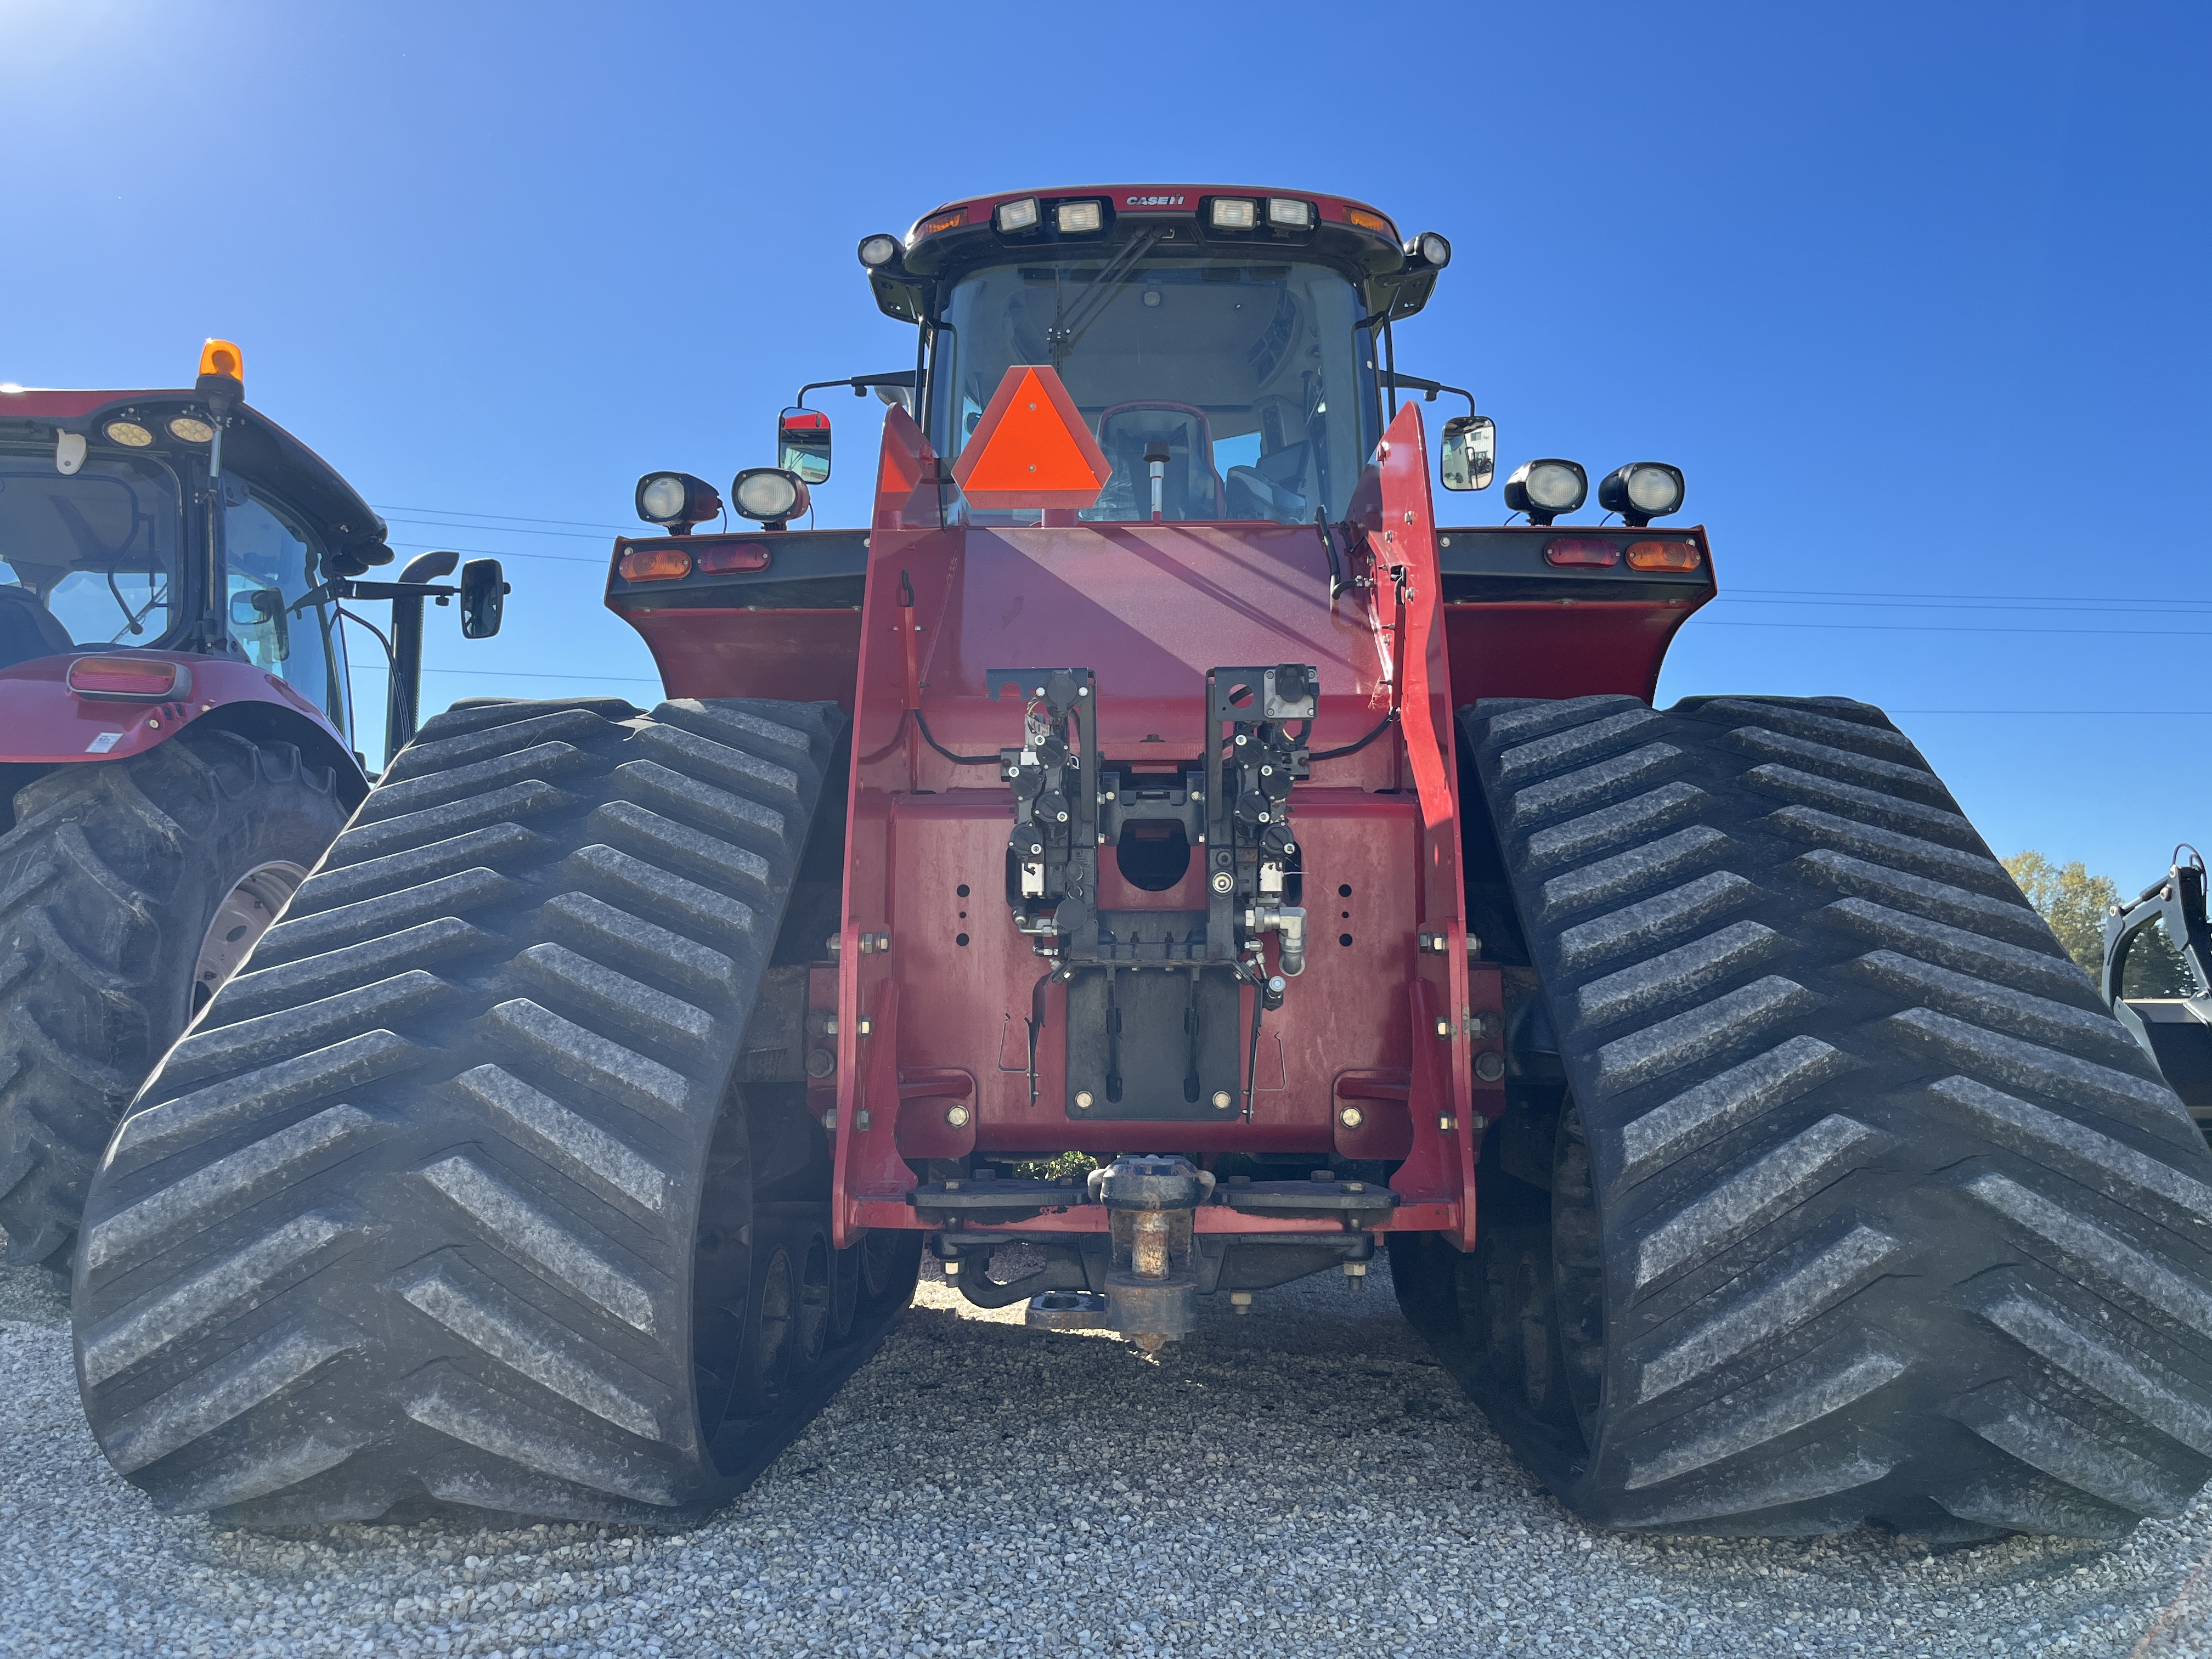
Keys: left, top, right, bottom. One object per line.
{"left": 0, "top": 385, "right": 389, "bottom": 558}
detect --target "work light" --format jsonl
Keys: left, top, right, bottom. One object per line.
{"left": 1407, "top": 231, "right": 1451, "bottom": 268}
{"left": 103, "top": 419, "right": 154, "bottom": 448}
{"left": 857, "top": 233, "right": 902, "bottom": 268}
{"left": 1597, "top": 461, "right": 1685, "bottom": 527}
{"left": 1209, "top": 198, "right": 1257, "bottom": 230}
{"left": 1503, "top": 459, "right": 1588, "bottom": 525}
{"left": 166, "top": 415, "right": 216, "bottom": 444}
{"left": 995, "top": 197, "right": 1041, "bottom": 233}
{"left": 1267, "top": 198, "right": 1312, "bottom": 229}
{"left": 1055, "top": 200, "right": 1103, "bottom": 234}
{"left": 732, "top": 466, "right": 810, "bottom": 526}
{"left": 635, "top": 471, "right": 721, "bottom": 533}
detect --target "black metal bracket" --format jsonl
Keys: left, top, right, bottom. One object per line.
{"left": 1203, "top": 664, "right": 1317, "bottom": 968}
{"left": 990, "top": 667, "right": 1099, "bottom": 954}
{"left": 2102, "top": 848, "right": 2212, "bottom": 1120}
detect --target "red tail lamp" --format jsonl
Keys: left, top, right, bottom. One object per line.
{"left": 68, "top": 656, "right": 190, "bottom": 699}
{"left": 618, "top": 546, "right": 693, "bottom": 582}
{"left": 1626, "top": 540, "right": 1703, "bottom": 572}
{"left": 695, "top": 542, "right": 772, "bottom": 575}
{"left": 1543, "top": 537, "right": 1621, "bottom": 568}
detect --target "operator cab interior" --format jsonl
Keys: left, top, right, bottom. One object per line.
{"left": 0, "top": 451, "right": 180, "bottom": 670}
{"left": 928, "top": 252, "right": 1383, "bottom": 527}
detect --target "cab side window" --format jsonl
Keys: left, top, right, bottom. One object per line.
{"left": 223, "top": 484, "right": 351, "bottom": 735}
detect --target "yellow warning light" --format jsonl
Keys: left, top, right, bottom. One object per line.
{"left": 198, "top": 339, "right": 244, "bottom": 382}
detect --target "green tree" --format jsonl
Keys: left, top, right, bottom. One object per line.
{"left": 2004, "top": 850, "right": 2194, "bottom": 996}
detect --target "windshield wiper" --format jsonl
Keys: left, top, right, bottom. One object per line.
{"left": 1047, "top": 229, "right": 1163, "bottom": 367}
{"left": 105, "top": 566, "right": 165, "bottom": 638}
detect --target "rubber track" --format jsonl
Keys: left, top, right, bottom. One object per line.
{"left": 1454, "top": 693, "right": 2212, "bottom": 1538}
{"left": 0, "top": 731, "right": 341, "bottom": 1270}
{"left": 71, "top": 697, "right": 874, "bottom": 1525}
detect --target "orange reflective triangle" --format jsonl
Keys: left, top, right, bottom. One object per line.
{"left": 949, "top": 365, "right": 1111, "bottom": 509}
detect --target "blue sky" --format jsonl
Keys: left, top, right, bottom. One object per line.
{"left": 4, "top": 1, "right": 2205, "bottom": 885}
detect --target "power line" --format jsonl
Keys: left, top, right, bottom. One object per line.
{"left": 388, "top": 539, "right": 608, "bottom": 567}
{"left": 1693, "top": 619, "right": 2212, "bottom": 640}
{"left": 1715, "top": 596, "right": 2212, "bottom": 618}
{"left": 374, "top": 504, "right": 636, "bottom": 534}
{"left": 1725, "top": 584, "right": 2205, "bottom": 607}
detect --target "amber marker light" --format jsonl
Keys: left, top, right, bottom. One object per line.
{"left": 1345, "top": 206, "right": 1397, "bottom": 238}
{"left": 67, "top": 656, "right": 188, "bottom": 699}
{"left": 198, "top": 339, "right": 244, "bottom": 382}
{"left": 617, "top": 546, "right": 693, "bottom": 582}
{"left": 1626, "top": 540, "right": 1703, "bottom": 572}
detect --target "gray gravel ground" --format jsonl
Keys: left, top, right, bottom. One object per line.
{"left": 6, "top": 1253, "right": 2212, "bottom": 1658}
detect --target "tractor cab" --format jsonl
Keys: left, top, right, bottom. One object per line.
{"left": 0, "top": 346, "right": 388, "bottom": 743}
{"left": 896, "top": 188, "right": 1452, "bottom": 526}
{"left": 0, "top": 342, "right": 509, "bottom": 779}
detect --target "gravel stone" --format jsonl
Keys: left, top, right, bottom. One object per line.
{"left": 5, "top": 1256, "right": 2211, "bottom": 1657}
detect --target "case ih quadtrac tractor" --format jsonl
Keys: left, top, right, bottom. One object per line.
{"left": 0, "top": 344, "right": 506, "bottom": 1273}
{"left": 73, "top": 193, "right": 2212, "bottom": 1543}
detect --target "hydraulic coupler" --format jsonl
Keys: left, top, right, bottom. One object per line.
{"left": 1090, "top": 1154, "right": 1214, "bottom": 1351}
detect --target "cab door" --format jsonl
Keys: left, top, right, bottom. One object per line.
{"left": 221, "top": 477, "right": 354, "bottom": 736}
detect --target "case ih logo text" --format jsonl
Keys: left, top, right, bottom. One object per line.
{"left": 1125, "top": 194, "right": 1184, "bottom": 207}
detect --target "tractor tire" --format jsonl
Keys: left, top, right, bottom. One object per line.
{"left": 0, "top": 730, "right": 347, "bottom": 1273}
{"left": 1395, "top": 693, "right": 2212, "bottom": 1540}
{"left": 69, "top": 696, "right": 916, "bottom": 1526}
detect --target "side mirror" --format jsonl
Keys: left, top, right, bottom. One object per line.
{"left": 778, "top": 406, "right": 832, "bottom": 485}
{"left": 460, "top": 558, "right": 508, "bottom": 639}
{"left": 228, "top": 587, "right": 291, "bottom": 659}
{"left": 1440, "top": 414, "right": 1496, "bottom": 491}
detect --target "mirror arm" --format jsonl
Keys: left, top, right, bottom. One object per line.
{"left": 794, "top": 371, "right": 921, "bottom": 406}
{"left": 1381, "top": 372, "right": 1478, "bottom": 419}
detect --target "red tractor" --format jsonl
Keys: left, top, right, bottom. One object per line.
{"left": 74, "top": 193, "right": 2212, "bottom": 1543}
{"left": 0, "top": 343, "right": 506, "bottom": 1272}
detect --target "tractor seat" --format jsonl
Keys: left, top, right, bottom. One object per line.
{"left": 1092, "top": 402, "right": 1226, "bottom": 522}
{"left": 0, "top": 584, "right": 75, "bottom": 671}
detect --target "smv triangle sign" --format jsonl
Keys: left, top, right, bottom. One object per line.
{"left": 948, "top": 365, "right": 1112, "bottom": 510}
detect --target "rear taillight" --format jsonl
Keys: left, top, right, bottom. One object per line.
{"left": 618, "top": 546, "right": 692, "bottom": 582}
{"left": 1625, "top": 540, "right": 1703, "bottom": 572}
{"left": 66, "top": 656, "right": 188, "bottom": 699}
{"left": 1542, "top": 537, "right": 1621, "bottom": 568}
{"left": 696, "top": 543, "right": 771, "bottom": 575}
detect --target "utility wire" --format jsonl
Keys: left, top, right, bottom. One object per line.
{"left": 1694, "top": 620, "right": 2212, "bottom": 639}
